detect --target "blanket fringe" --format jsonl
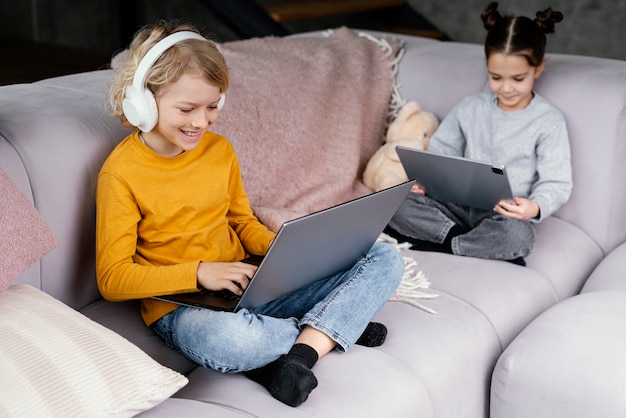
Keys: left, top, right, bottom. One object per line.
{"left": 377, "top": 233, "right": 438, "bottom": 314}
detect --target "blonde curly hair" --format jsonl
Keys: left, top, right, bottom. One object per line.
{"left": 109, "top": 20, "right": 229, "bottom": 127}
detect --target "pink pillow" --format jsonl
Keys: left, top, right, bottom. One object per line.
{"left": 0, "top": 168, "right": 58, "bottom": 292}
{"left": 214, "top": 28, "right": 400, "bottom": 230}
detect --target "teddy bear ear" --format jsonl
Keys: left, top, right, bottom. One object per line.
{"left": 386, "top": 101, "right": 423, "bottom": 142}
{"left": 403, "top": 101, "right": 422, "bottom": 113}
{"left": 394, "top": 101, "right": 422, "bottom": 122}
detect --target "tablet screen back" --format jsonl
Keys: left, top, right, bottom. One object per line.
{"left": 396, "top": 146, "right": 514, "bottom": 210}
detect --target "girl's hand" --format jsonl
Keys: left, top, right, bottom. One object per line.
{"left": 410, "top": 183, "right": 426, "bottom": 195}
{"left": 494, "top": 197, "right": 539, "bottom": 220}
{"left": 196, "top": 262, "right": 258, "bottom": 296}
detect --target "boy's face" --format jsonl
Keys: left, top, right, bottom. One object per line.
{"left": 144, "top": 72, "right": 222, "bottom": 157}
{"left": 487, "top": 53, "right": 545, "bottom": 112}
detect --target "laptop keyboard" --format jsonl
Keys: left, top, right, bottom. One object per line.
{"left": 200, "top": 289, "right": 240, "bottom": 300}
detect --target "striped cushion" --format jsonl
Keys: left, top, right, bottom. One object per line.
{"left": 0, "top": 285, "right": 188, "bottom": 417}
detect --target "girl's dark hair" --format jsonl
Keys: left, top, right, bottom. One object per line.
{"left": 481, "top": 2, "right": 563, "bottom": 66}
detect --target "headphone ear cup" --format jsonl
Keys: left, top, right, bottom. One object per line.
{"left": 140, "top": 89, "right": 158, "bottom": 132}
{"left": 122, "top": 85, "right": 158, "bottom": 132}
{"left": 217, "top": 93, "right": 225, "bottom": 111}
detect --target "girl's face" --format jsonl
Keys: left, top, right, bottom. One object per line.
{"left": 487, "top": 52, "right": 545, "bottom": 112}
{"left": 143, "top": 72, "right": 222, "bottom": 157}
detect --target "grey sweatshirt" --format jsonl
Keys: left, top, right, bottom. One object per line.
{"left": 428, "top": 92, "right": 572, "bottom": 222}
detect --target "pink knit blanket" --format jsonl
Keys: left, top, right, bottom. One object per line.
{"left": 214, "top": 28, "right": 399, "bottom": 231}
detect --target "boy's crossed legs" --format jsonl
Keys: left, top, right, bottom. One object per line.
{"left": 153, "top": 243, "right": 404, "bottom": 407}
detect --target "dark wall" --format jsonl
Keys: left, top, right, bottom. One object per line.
{"left": 0, "top": 0, "right": 624, "bottom": 60}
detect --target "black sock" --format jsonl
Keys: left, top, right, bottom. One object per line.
{"left": 244, "top": 343, "right": 318, "bottom": 407}
{"left": 506, "top": 257, "right": 526, "bottom": 267}
{"left": 442, "top": 224, "right": 467, "bottom": 250}
{"left": 356, "top": 322, "right": 388, "bottom": 347}
{"left": 383, "top": 225, "right": 432, "bottom": 250}
{"left": 408, "top": 239, "right": 453, "bottom": 253}
{"left": 384, "top": 224, "right": 467, "bottom": 254}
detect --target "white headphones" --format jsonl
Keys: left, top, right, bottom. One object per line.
{"left": 122, "top": 31, "right": 226, "bottom": 132}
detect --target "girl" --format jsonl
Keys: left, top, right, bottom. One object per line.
{"left": 386, "top": 2, "right": 572, "bottom": 266}
{"left": 96, "top": 21, "right": 404, "bottom": 407}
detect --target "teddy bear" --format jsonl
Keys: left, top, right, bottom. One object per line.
{"left": 363, "top": 101, "right": 439, "bottom": 191}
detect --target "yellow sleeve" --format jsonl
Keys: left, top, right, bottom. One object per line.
{"left": 95, "top": 170, "right": 199, "bottom": 302}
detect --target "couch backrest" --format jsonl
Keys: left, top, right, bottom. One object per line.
{"left": 394, "top": 35, "right": 626, "bottom": 254}
{"left": 0, "top": 71, "right": 130, "bottom": 309}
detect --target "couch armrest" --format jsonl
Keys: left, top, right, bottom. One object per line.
{"left": 491, "top": 290, "right": 626, "bottom": 418}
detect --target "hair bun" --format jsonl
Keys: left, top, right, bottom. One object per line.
{"left": 535, "top": 7, "right": 564, "bottom": 34}
{"left": 481, "top": 2, "right": 502, "bottom": 30}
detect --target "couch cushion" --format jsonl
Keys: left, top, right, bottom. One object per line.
{"left": 526, "top": 217, "right": 602, "bottom": 299}
{"left": 137, "top": 398, "right": 252, "bottom": 417}
{"left": 80, "top": 298, "right": 198, "bottom": 375}
{"left": 581, "top": 242, "right": 626, "bottom": 293}
{"left": 173, "top": 344, "right": 433, "bottom": 417}
{"left": 0, "top": 168, "right": 58, "bottom": 293}
{"left": 375, "top": 298, "right": 500, "bottom": 417}
{"left": 0, "top": 285, "right": 188, "bottom": 417}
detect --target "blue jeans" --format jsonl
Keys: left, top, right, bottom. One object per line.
{"left": 152, "top": 243, "right": 404, "bottom": 373}
{"left": 388, "top": 192, "right": 535, "bottom": 260}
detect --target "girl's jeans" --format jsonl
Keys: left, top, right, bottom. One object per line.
{"left": 152, "top": 243, "right": 404, "bottom": 373}
{"left": 388, "top": 192, "right": 535, "bottom": 260}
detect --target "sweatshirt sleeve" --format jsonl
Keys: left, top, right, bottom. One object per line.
{"left": 427, "top": 98, "right": 468, "bottom": 157}
{"left": 95, "top": 170, "right": 199, "bottom": 302}
{"left": 529, "top": 113, "right": 573, "bottom": 222}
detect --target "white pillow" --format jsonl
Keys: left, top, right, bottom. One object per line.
{"left": 0, "top": 285, "right": 188, "bottom": 417}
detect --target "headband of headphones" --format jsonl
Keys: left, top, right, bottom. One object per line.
{"left": 132, "top": 31, "right": 206, "bottom": 93}
{"left": 123, "top": 31, "right": 225, "bottom": 132}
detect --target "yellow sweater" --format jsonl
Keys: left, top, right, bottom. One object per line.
{"left": 96, "top": 131, "right": 275, "bottom": 325}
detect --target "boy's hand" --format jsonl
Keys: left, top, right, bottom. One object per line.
{"left": 494, "top": 197, "right": 539, "bottom": 220}
{"left": 196, "top": 262, "right": 258, "bottom": 295}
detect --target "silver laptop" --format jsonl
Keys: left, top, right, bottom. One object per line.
{"left": 396, "top": 146, "right": 514, "bottom": 210}
{"left": 153, "top": 180, "right": 414, "bottom": 311}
